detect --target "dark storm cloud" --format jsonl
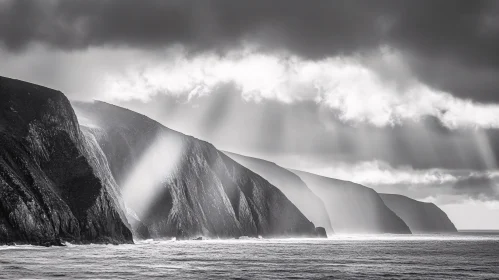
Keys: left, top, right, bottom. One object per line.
{"left": 452, "top": 175, "right": 499, "bottom": 201}
{"left": 1, "top": 0, "right": 499, "bottom": 102}
{"left": 0, "top": 0, "right": 389, "bottom": 55}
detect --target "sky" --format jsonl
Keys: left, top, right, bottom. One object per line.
{"left": 1, "top": 0, "right": 499, "bottom": 229}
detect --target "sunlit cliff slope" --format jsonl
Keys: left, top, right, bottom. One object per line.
{"left": 225, "top": 152, "right": 333, "bottom": 235}
{"left": 291, "top": 170, "right": 411, "bottom": 234}
{"left": 380, "top": 194, "right": 457, "bottom": 233}
{"left": 74, "top": 101, "right": 321, "bottom": 239}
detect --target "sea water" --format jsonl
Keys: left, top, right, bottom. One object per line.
{"left": 1, "top": 232, "right": 498, "bottom": 279}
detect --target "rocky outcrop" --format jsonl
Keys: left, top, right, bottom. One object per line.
{"left": 380, "top": 194, "right": 458, "bottom": 233}
{"left": 0, "top": 76, "right": 133, "bottom": 245}
{"left": 291, "top": 170, "right": 411, "bottom": 234}
{"left": 225, "top": 152, "right": 334, "bottom": 235}
{"left": 73, "top": 101, "right": 319, "bottom": 239}
{"left": 315, "top": 227, "right": 327, "bottom": 238}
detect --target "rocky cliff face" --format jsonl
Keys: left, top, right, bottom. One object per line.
{"left": 225, "top": 152, "right": 333, "bottom": 235}
{"left": 0, "top": 76, "right": 133, "bottom": 245}
{"left": 291, "top": 170, "right": 411, "bottom": 234}
{"left": 380, "top": 194, "right": 457, "bottom": 233}
{"left": 73, "top": 101, "right": 319, "bottom": 239}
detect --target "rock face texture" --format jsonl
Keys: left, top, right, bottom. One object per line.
{"left": 380, "top": 194, "right": 458, "bottom": 233}
{"left": 73, "top": 101, "right": 318, "bottom": 239}
{"left": 291, "top": 170, "right": 411, "bottom": 234}
{"left": 225, "top": 152, "right": 334, "bottom": 235}
{"left": 0, "top": 76, "right": 133, "bottom": 245}
{"left": 315, "top": 227, "right": 328, "bottom": 238}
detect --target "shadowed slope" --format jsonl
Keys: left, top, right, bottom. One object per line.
{"left": 380, "top": 194, "right": 457, "bottom": 233}
{"left": 225, "top": 152, "right": 333, "bottom": 235}
{"left": 0, "top": 76, "right": 133, "bottom": 245}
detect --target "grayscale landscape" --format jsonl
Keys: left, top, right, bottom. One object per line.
{"left": 1, "top": 0, "right": 499, "bottom": 279}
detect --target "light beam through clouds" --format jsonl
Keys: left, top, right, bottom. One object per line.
{"left": 2, "top": 0, "right": 499, "bottom": 230}
{"left": 4, "top": 43, "right": 499, "bottom": 230}
{"left": 4, "top": 44, "right": 499, "bottom": 130}
{"left": 122, "top": 133, "right": 185, "bottom": 219}
{"left": 100, "top": 47, "right": 499, "bottom": 129}
{"left": 302, "top": 160, "right": 460, "bottom": 186}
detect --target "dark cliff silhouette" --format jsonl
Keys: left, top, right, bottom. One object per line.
{"left": 0, "top": 76, "right": 133, "bottom": 245}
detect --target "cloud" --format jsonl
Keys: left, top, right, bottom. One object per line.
{"left": 5, "top": 44, "right": 499, "bottom": 171}
{"left": 0, "top": 44, "right": 153, "bottom": 101}
{"left": 303, "top": 160, "right": 459, "bottom": 186}
{"left": 452, "top": 174, "right": 499, "bottom": 201}
{"left": 115, "top": 86, "right": 499, "bottom": 173}
{"left": 301, "top": 158, "right": 499, "bottom": 205}
{"left": 4, "top": 43, "right": 499, "bottom": 172}
{"left": 98, "top": 47, "right": 499, "bottom": 129}
{"left": 2, "top": 1, "right": 499, "bottom": 132}
{"left": 0, "top": 0, "right": 387, "bottom": 55}
{"left": 2, "top": 0, "right": 499, "bottom": 104}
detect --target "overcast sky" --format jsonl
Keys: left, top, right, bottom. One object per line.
{"left": 1, "top": 0, "right": 499, "bottom": 229}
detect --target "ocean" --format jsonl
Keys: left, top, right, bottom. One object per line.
{"left": 1, "top": 233, "right": 498, "bottom": 279}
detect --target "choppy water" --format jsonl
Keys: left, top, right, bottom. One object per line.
{"left": 1, "top": 233, "right": 499, "bottom": 279}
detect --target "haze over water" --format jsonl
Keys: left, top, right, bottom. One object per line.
{"left": 1, "top": 233, "right": 498, "bottom": 279}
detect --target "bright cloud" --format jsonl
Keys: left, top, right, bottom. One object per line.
{"left": 300, "top": 159, "right": 499, "bottom": 208}
{"left": 301, "top": 158, "right": 499, "bottom": 186}
{"left": 4, "top": 44, "right": 499, "bottom": 129}
{"left": 101, "top": 47, "right": 499, "bottom": 129}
